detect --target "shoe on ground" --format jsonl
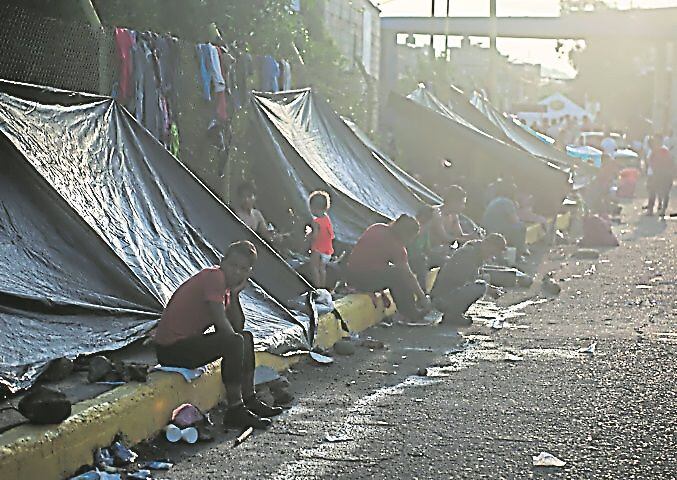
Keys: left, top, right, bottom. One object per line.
{"left": 246, "top": 397, "right": 283, "bottom": 417}
{"left": 223, "top": 404, "right": 271, "bottom": 429}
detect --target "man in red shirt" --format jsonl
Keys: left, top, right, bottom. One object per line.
{"left": 647, "top": 135, "right": 675, "bottom": 216}
{"left": 346, "top": 215, "right": 431, "bottom": 322}
{"left": 154, "top": 241, "right": 281, "bottom": 429}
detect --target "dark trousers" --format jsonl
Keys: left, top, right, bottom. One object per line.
{"left": 156, "top": 329, "right": 256, "bottom": 403}
{"left": 347, "top": 266, "right": 420, "bottom": 319}
{"left": 432, "top": 280, "right": 487, "bottom": 321}
{"left": 647, "top": 175, "right": 673, "bottom": 213}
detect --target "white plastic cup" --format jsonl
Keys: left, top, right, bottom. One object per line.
{"left": 165, "top": 424, "right": 182, "bottom": 443}
{"left": 181, "top": 427, "right": 199, "bottom": 444}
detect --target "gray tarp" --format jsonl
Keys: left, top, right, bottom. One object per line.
{"left": 387, "top": 90, "right": 571, "bottom": 219}
{"left": 0, "top": 81, "right": 314, "bottom": 393}
{"left": 247, "top": 89, "right": 441, "bottom": 245}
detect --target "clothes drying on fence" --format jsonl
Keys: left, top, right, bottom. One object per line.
{"left": 115, "top": 27, "right": 134, "bottom": 102}
{"left": 259, "top": 55, "right": 280, "bottom": 92}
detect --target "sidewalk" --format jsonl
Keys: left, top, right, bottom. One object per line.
{"left": 0, "top": 293, "right": 394, "bottom": 480}
{"left": 0, "top": 215, "right": 565, "bottom": 480}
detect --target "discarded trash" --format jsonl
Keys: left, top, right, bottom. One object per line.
{"left": 141, "top": 461, "right": 173, "bottom": 470}
{"left": 532, "top": 451, "right": 566, "bottom": 467}
{"left": 416, "top": 367, "right": 428, "bottom": 377}
{"left": 310, "top": 351, "right": 334, "bottom": 364}
{"left": 70, "top": 470, "right": 121, "bottom": 480}
{"left": 180, "top": 427, "right": 199, "bottom": 444}
{"left": 110, "top": 440, "right": 138, "bottom": 465}
{"left": 18, "top": 385, "right": 71, "bottom": 424}
{"left": 584, "top": 264, "right": 596, "bottom": 276}
{"left": 315, "top": 289, "right": 335, "bottom": 315}
{"left": 490, "top": 318, "right": 504, "bottom": 330}
{"left": 164, "top": 424, "right": 198, "bottom": 444}
{"left": 334, "top": 340, "right": 356, "bottom": 356}
{"left": 42, "top": 357, "right": 74, "bottom": 382}
{"left": 324, "top": 433, "right": 354, "bottom": 443}
{"left": 94, "top": 448, "right": 114, "bottom": 468}
{"left": 127, "top": 470, "right": 152, "bottom": 480}
{"left": 635, "top": 284, "right": 652, "bottom": 290}
{"left": 233, "top": 426, "right": 254, "bottom": 447}
{"left": 504, "top": 353, "right": 524, "bottom": 362}
{"left": 88, "top": 356, "right": 114, "bottom": 383}
{"left": 254, "top": 366, "right": 280, "bottom": 385}
{"left": 578, "top": 342, "right": 597, "bottom": 354}
{"left": 423, "top": 310, "right": 444, "bottom": 325}
{"left": 171, "top": 403, "right": 204, "bottom": 428}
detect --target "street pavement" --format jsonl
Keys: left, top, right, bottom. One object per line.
{"left": 147, "top": 198, "right": 676, "bottom": 479}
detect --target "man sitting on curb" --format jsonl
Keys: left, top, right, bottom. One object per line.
{"left": 430, "top": 234, "right": 507, "bottom": 326}
{"left": 346, "top": 215, "right": 431, "bottom": 323}
{"left": 154, "top": 241, "right": 281, "bottom": 430}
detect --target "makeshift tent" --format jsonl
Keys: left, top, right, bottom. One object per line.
{"left": 470, "top": 93, "right": 577, "bottom": 168}
{"left": 247, "top": 89, "right": 441, "bottom": 245}
{"left": 0, "top": 81, "right": 314, "bottom": 393}
{"left": 387, "top": 90, "right": 571, "bottom": 219}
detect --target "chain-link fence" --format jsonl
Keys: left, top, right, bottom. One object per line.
{"left": 0, "top": 3, "right": 244, "bottom": 199}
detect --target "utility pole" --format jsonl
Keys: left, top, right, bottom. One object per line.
{"left": 488, "top": 0, "right": 497, "bottom": 102}
{"left": 445, "top": 0, "right": 450, "bottom": 60}
{"left": 430, "top": 0, "right": 435, "bottom": 58}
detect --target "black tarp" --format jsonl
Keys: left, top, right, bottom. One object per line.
{"left": 0, "top": 81, "right": 314, "bottom": 393}
{"left": 386, "top": 90, "right": 571, "bottom": 219}
{"left": 247, "top": 89, "right": 440, "bottom": 245}
{"left": 468, "top": 92, "right": 580, "bottom": 168}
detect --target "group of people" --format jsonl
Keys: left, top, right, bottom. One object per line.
{"left": 150, "top": 179, "right": 525, "bottom": 430}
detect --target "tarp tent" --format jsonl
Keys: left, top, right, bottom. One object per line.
{"left": 386, "top": 90, "right": 571, "bottom": 219}
{"left": 469, "top": 92, "right": 578, "bottom": 168}
{"left": 0, "top": 81, "right": 314, "bottom": 393}
{"left": 247, "top": 89, "right": 441, "bottom": 245}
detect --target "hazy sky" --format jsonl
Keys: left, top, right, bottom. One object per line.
{"left": 376, "top": 0, "right": 677, "bottom": 77}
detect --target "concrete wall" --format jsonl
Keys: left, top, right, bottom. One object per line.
{"left": 322, "top": 0, "right": 380, "bottom": 80}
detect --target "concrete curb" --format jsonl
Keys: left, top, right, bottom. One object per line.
{"left": 0, "top": 292, "right": 394, "bottom": 480}
{"left": 0, "top": 213, "right": 572, "bottom": 479}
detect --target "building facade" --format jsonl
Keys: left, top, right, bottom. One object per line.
{"left": 320, "top": 0, "right": 381, "bottom": 80}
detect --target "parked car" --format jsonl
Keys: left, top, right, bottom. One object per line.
{"left": 572, "top": 131, "right": 639, "bottom": 165}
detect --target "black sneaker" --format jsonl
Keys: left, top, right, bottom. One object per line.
{"left": 246, "top": 397, "right": 283, "bottom": 417}
{"left": 223, "top": 404, "right": 271, "bottom": 429}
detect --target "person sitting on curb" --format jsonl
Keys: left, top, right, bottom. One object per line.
{"left": 154, "top": 241, "right": 281, "bottom": 430}
{"left": 408, "top": 205, "right": 436, "bottom": 291}
{"left": 232, "top": 182, "right": 288, "bottom": 245}
{"left": 346, "top": 215, "right": 431, "bottom": 322}
{"left": 430, "top": 234, "right": 507, "bottom": 326}
{"left": 482, "top": 181, "right": 528, "bottom": 257}
{"left": 430, "top": 185, "right": 482, "bottom": 251}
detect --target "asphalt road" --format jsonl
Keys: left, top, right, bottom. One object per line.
{"left": 147, "top": 199, "right": 676, "bottom": 479}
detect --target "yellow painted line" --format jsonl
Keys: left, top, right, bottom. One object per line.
{"left": 0, "top": 293, "right": 391, "bottom": 480}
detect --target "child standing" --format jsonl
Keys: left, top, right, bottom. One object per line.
{"left": 309, "top": 191, "right": 334, "bottom": 289}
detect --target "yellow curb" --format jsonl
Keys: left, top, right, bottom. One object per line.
{"left": 555, "top": 211, "right": 572, "bottom": 231}
{"left": 0, "top": 294, "right": 391, "bottom": 480}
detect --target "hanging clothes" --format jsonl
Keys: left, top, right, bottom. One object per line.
{"left": 115, "top": 28, "right": 134, "bottom": 102}
{"left": 208, "top": 44, "right": 226, "bottom": 93}
{"left": 196, "top": 44, "right": 213, "bottom": 101}
{"left": 281, "top": 59, "right": 292, "bottom": 91}
{"left": 170, "top": 122, "right": 180, "bottom": 158}
{"left": 260, "top": 55, "right": 280, "bottom": 92}
{"left": 155, "top": 35, "right": 180, "bottom": 103}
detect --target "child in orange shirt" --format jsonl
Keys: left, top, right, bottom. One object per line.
{"left": 309, "top": 191, "right": 334, "bottom": 289}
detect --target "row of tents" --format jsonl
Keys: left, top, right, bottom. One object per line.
{"left": 0, "top": 79, "right": 574, "bottom": 393}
